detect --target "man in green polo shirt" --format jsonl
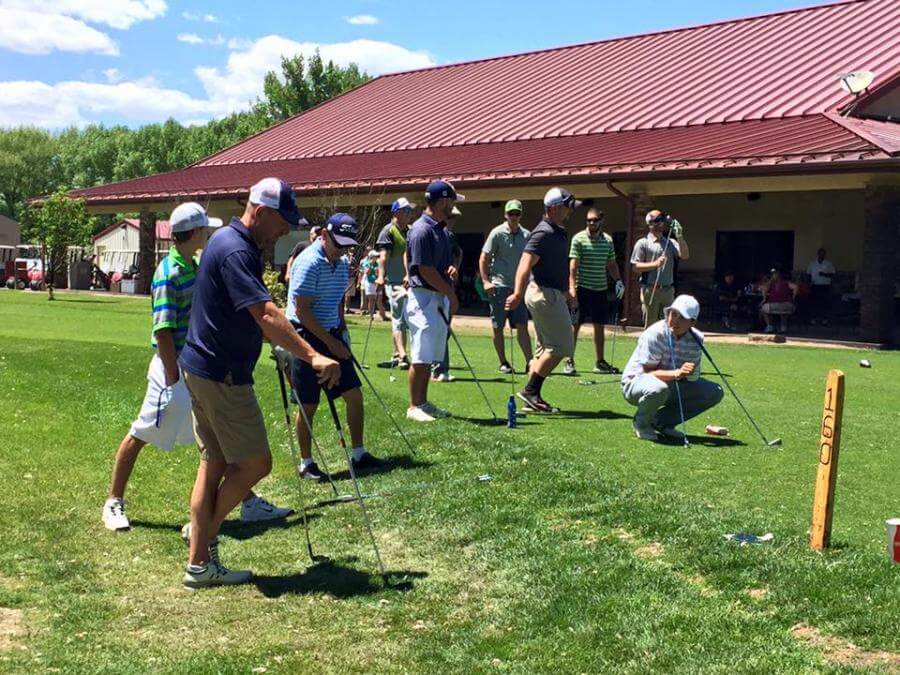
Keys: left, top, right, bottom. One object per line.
{"left": 566, "top": 207, "right": 625, "bottom": 375}
{"left": 101, "top": 203, "right": 291, "bottom": 531}
{"left": 479, "top": 199, "right": 533, "bottom": 373}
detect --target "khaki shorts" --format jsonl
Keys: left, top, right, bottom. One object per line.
{"left": 641, "top": 284, "right": 675, "bottom": 326}
{"left": 183, "top": 370, "right": 270, "bottom": 464}
{"left": 525, "top": 282, "right": 575, "bottom": 358}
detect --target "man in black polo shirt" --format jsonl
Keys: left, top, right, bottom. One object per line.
{"left": 179, "top": 177, "right": 341, "bottom": 588}
{"left": 506, "top": 187, "right": 582, "bottom": 412}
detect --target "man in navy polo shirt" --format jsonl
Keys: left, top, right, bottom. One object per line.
{"left": 288, "top": 213, "right": 383, "bottom": 482}
{"left": 179, "top": 177, "right": 341, "bottom": 589}
{"left": 404, "top": 179, "right": 463, "bottom": 423}
{"left": 506, "top": 187, "right": 582, "bottom": 413}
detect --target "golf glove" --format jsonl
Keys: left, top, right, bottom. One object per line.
{"left": 614, "top": 280, "right": 625, "bottom": 299}
{"left": 669, "top": 218, "right": 683, "bottom": 238}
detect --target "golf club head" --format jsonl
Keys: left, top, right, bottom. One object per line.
{"left": 767, "top": 438, "right": 783, "bottom": 447}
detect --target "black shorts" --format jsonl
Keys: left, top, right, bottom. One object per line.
{"left": 576, "top": 286, "right": 609, "bottom": 325}
{"left": 291, "top": 327, "right": 361, "bottom": 405}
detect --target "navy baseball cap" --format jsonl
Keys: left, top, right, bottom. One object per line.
{"left": 249, "top": 177, "right": 307, "bottom": 228}
{"left": 425, "top": 179, "right": 465, "bottom": 203}
{"left": 325, "top": 213, "right": 360, "bottom": 247}
{"left": 391, "top": 197, "right": 416, "bottom": 212}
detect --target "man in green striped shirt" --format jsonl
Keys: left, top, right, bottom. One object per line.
{"left": 566, "top": 208, "right": 625, "bottom": 375}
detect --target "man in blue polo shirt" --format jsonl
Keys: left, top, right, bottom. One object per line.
{"left": 288, "top": 213, "right": 383, "bottom": 481}
{"left": 404, "top": 179, "right": 463, "bottom": 423}
{"left": 179, "top": 177, "right": 341, "bottom": 589}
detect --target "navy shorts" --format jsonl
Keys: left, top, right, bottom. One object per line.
{"left": 291, "top": 327, "right": 361, "bottom": 405}
{"left": 576, "top": 286, "right": 609, "bottom": 325}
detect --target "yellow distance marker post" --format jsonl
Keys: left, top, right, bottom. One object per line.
{"left": 810, "top": 369, "right": 845, "bottom": 551}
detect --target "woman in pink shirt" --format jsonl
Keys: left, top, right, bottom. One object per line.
{"left": 760, "top": 268, "right": 798, "bottom": 334}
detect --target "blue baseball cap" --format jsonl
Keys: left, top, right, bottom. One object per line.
{"left": 425, "top": 179, "right": 465, "bottom": 203}
{"left": 325, "top": 213, "right": 360, "bottom": 247}
{"left": 249, "top": 177, "right": 307, "bottom": 228}
{"left": 391, "top": 197, "right": 416, "bottom": 213}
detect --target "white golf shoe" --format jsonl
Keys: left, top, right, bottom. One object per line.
{"left": 102, "top": 498, "right": 130, "bottom": 531}
{"left": 183, "top": 561, "right": 252, "bottom": 589}
{"left": 421, "top": 401, "right": 451, "bottom": 418}
{"left": 240, "top": 496, "right": 293, "bottom": 523}
{"left": 406, "top": 406, "right": 436, "bottom": 423}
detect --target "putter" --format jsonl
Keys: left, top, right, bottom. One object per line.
{"left": 609, "top": 299, "right": 620, "bottom": 372}
{"left": 644, "top": 222, "right": 675, "bottom": 328}
{"left": 360, "top": 307, "right": 375, "bottom": 368}
{"left": 666, "top": 327, "right": 690, "bottom": 447}
{"left": 324, "top": 393, "right": 387, "bottom": 578}
{"left": 438, "top": 307, "right": 500, "bottom": 423}
{"left": 508, "top": 323, "right": 525, "bottom": 418}
{"left": 348, "top": 351, "right": 417, "bottom": 456}
{"left": 273, "top": 353, "right": 315, "bottom": 561}
{"left": 690, "top": 330, "right": 782, "bottom": 447}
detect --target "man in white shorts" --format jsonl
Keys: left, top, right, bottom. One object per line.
{"left": 101, "top": 202, "right": 292, "bottom": 531}
{"left": 405, "top": 180, "right": 463, "bottom": 422}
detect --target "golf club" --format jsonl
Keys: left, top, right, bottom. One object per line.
{"left": 437, "top": 307, "right": 500, "bottom": 423}
{"left": 348, "top": 351, "right": 417, "bottom": 456}
{"left": 666, "top": 327, "right": 690, "bottom": 447}
{"left": 644, "top": 217, "right": 676, "bottom": 328}
{"left": 690, "top": 330, "right": 782, "bottom": 447}
{"left": 271, "top": 348, "right": 345, "bottom": 499}
{"left": 609, "top": 299, "right": 620, "bottom": 371}
{"left": 324, "top": 393, "right": 387, "bottom": 578}
{"left": 360, "top": 307, "right": 375, "bottom": 368}
{"left": 273, "top": 351, "right": 315, "bottom": 561}
{"left": 507, "top": 323, "right": 525, "bottom": 419}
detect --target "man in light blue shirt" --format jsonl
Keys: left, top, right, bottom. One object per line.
{"left": 288, "top": 213, "right": 383, "bottom": 480}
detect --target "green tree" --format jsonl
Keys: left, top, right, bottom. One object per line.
{"left": 0, "top": 127, "right": 58, "bottom": 220}
{"left": 21, "top": 189, "right": 95, "bottom": 298}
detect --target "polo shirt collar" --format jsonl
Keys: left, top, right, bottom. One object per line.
{"left": 541, "top": 217, "right": 565, "bottom": 233}
{"left": 167, "top": 245, "right": 193, "bottom": 270}
{"left": 421, "top": 212, "right": 445, "bottom": 229}
{"left": 228, "top": 216, "right": 260, "bottom": 252}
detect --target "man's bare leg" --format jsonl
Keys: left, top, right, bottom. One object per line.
{"left": 592, "top": 322, "right": 605, "bottom": 363}
{"left": 109, "top": 434, "right": 147, "bottom": 500}
{"left": 409, "top": 364, "right": 430, "bottom": 407}
{"left": 491, "top": 326, "right": 507, "bottom": 365}
{"left": 515, "top": 324, "right": 533, "bottom": 365}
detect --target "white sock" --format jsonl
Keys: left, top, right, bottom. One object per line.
{"left": 187, "top": 563, "right": 207, "bottom": 573}
{"left": 351, "top": 447, "right": 366, "bottom": 462}
{"left": 300, "top": 457, "right": 314, "bottom": 469}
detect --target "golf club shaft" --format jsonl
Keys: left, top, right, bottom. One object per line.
{"left": 438, "top": 307, "right": 498, "bottom": 421}
{"left": 360, "top": 308, "right": 375, "bottom": 365}
{"left": 274, "top": 358, "right": 315, "bottom": 560}
{"left": 644, "top": 230, "right": 674, "bottom": 328}
{"left": 324, "top": 394, "right": 387, "bottom": 578}
{"left": 691, "top": 331, "right": 772, "bottom": 445}
{"left": 609, "top": 301, "right": 619, "bottom": 369}
{"left": 666, "top": 328, "right": 689, "bottom": 445}
{"left": 348, "top": 352, "right": 417, "bottom": 456}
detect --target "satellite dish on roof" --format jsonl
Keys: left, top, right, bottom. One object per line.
{"left": 838, "top": 71, "right": 875, "bottom": 95}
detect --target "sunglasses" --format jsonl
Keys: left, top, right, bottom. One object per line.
{"left": 586, "top": 217, "right": 605, "bottom": 224}
{"left": 507, "top": 211, "right": 522, "bottom": 217}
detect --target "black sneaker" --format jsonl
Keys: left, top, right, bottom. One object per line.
{"left": 398, "top": 356, "right": 411, "bottom": 370}
{"left": 593, "top": 360, "right": 620, "bottom": 374}
{"left": 517, "top": 390, "right": 552, "bottom": 413}
{"left": 535, "top": 395, "right": 560, "bottom": 413}
{"left": 299, "top": 462, "right": 328, "bottom": 483}
{"left": 352, "top": 452, "right": 385, "bottom": 471}
{"left": 499, "top": 362, "right": 513, "bottom": 374}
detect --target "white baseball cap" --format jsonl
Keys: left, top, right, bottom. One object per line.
{"left": 543, "top": 187, "right": 582, "bottom": 209}
{"left": 169, "top": 202, "right": 222, "bottom": 234}
{"left": 665, "top": 294, "right": 700, "bottom": 320}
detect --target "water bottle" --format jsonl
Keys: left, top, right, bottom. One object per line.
{"left": 507, "top": 395, "right": 517, "bottom": 428}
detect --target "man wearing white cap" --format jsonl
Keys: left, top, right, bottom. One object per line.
{"left": 178, "top": 178, "right": 341, "bottom": 587}
{"left": 102, "top": 203, "right": 229, "bottom": 530}
{"left": 375, "top": 198, "right": 416, "bottom": 369}
{"left": 620, "top": 295, "right": 723, "bottom": 442}
{"left": 506, "top": 187, "right": 581, "bottom": 412}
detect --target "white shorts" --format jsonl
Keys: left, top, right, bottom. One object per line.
{"left": 129, "top": 354, "right": 195, "bottom": 451}
{"left": 406, "top": 287, "right": 449, "bottom": 365}
{"left": 363, "top": 279, "right": 377, "bottom": 296}
{"left": 387, "top": 284, "right": 409, "bottom": 332}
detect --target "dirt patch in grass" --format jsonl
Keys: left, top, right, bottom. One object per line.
{"left": 634, "top": 542, "right": 664, "bottom": 559}
{"left": 791, "top": 623, "right": 900, "bottom": 669}
{"left": 746, "top": 588, "right": 769, "bottom": 600}
{"left": 0, "top": 607, "right": 26, "bottom": 652}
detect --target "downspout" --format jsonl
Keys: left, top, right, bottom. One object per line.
{"left": 606, "top": 180, "right": 637, "bottom": 327}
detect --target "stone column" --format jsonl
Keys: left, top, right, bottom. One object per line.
{"left": 859, "top": 185, "right": 899, "bottom": 345}
{"left": 624, "top": 192, "right": 654, "bottom": 326}
{"left": 138, "top": 210, "right": 156, "bottom": 295}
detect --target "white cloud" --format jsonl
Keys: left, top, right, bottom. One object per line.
{"left": 177, "top": 32, "right": 204, "bottom": 45}
{"left": 0, "top": 35, "right": 436, "bottom": 128}
{"left": 1, "top": 0, "right": 167, "bottom": 30}
{"left": 345, "top": 14, "right": 379, "bottom": 25}
{"left": 0, "top": 7, "right": 119, "bottom": 55}
{"left": 227, "top": 37, "right": 252, "bottom": 50}
{"left": 182, "top": 10, "right": 218, "bottom": 23}
{"left": 195, "top": 36, "right": 435, "bottom": 113}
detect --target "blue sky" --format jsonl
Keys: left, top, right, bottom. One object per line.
{"left": 0, "top": 0, "right": 821, "bottom": 129}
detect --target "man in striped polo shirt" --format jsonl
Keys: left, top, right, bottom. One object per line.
{"left": 102, "top": 203, "right": 292, "bottom": 531}
{"left": 566, "top": 207, "right": 625, "bottom": 375}
{"left": 620, "top": 295, "right": 723, "bottom": 442}
{"left": 288, "top": 213, "right": 382, "bottom": 479}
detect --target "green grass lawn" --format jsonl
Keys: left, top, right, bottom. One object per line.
{"left": 0, "top": 291, "right": 897, "bottom": 673}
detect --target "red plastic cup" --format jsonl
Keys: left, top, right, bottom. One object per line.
{"left": 888, "top": 519, "right": 900, "bottom": 564}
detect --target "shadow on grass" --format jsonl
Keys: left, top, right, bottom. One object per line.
{"left": 553, "top": 410, "right": 632, "bottom": 421}
{"left": 220, "top": 513, "right": 320, "bottom": 541}
{"left": 455, "top": 415, "right": 538, "bottom": 427}
{"left": 253, "top": 556, "right": 426, "bottom": 598}
{"left": 52, "top": 298, "right": 112, "bottom": 304}
{"left": 326, "top": 455, "right": 434, "bottom": 482}
{"left": 656, "top": 434, "right": 747, "bottom": 448}
{"left": 450, "top": 376, "right": 509, "bottom": 384}
{"left": 129, "top": 519, "right": 184, "bottom": 533}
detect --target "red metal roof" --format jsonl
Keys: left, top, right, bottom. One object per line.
{"left": 74, "top": 0, "right": 900, "bottom": 205}
{"left": 91, "top": 219, "right": 171, "bottom": 241}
